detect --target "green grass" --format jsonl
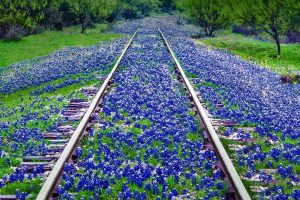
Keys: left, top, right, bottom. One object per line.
{"left": 198, "top": 33, "right": 300, "bottom": 74}
{"left": 0, "top": 178, "right": 43, "bottom": 198}
{"left": 0, "top": 24, "right": 123, "bottom": 68}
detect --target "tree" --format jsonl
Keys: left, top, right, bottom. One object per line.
{"left": 160, "top": 0, "right": 174, "bottom": 12}
{"left": 41, "top": 0, "right": 64, "bottom": 30}
{"left": 232, "top": 0, "right": 300, "bottom": 57}
{"left": 0, "top": 0, "right": 48, "bottom": 39}
{"left": 122, "top": 4, "right": 138, "bottom": 20}
{"left": 176, "top": 0, "right": 231, "bottom": 37}
{"left": 68, "top": 0, "right": 95, "bottom": 34}
{"left": 117, "top": 0, "right": 160, "bottom": 18}
{"left": 135, "top": 0, "right": 160, "bottom": 16}
{"left": 68, "top": 0, "right": 117, "bottom": 34}
{"left": 93, "top": 0, "right": 118, "bottom": 23}
{"left": 59, "top": 1, "right": 77, "bottom": 26}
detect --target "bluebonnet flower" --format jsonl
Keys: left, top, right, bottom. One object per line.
{"left": 216, "top": 182, "right": 223, "bottom": 190}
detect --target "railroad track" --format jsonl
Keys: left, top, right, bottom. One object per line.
{"left": 157, "top": 25, "right": 250, "bottom": 200}
{"left": 1, "top": 21, "right": 250, "bottom": 200}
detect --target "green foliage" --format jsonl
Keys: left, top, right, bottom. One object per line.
{"left": 66, "top": 0, "right": 117, "bottom": 34}
{"left": 0, "top": 0, "right": 47, "bottom": 29}
{"left": 0, "top": 0, "right": 172, "bottom": 40}
{"left": 186, "top": 132, "right": 200, "bottom": 142}
{"left": 0, "top": 178, "right": 43, "bottom": 196}
{"left": 130, "top": 127, "right": 143, "bottom": 135}
{"left": 176, "top": 0, "right": 232, "bottom": 36}
{"left": 290, "top": 10, "right": 300, "bottom": 32}
{"left": 0, "top": 0, "right": 47, "bottom": 39}
{"left": 41, "top": 0, "right": 64, "bottom": 30}
{"left": 230, "top": 0, "right": 300, "bottom": 56}
{"left": 135, "top": 0, "right": 161, "bottom": 16}
{"left": 59, "top": 1, "right": 77, "bottom": 26}
{"left": 121, "top": 4, "right": 138, "bottom": 20}
{"left": 0, "top": 0, "right": 118, "bottom": 38}
{"left": 119, "top": 0, "right": 161, "bottom": 19}
{"left": 176, "top": 0, "right": 299, "bottom": 57}
{"left": 160, "top": 0, "right": 174, "bottom": 12}
{"left": 199, "top": 33, "right": 300, "bottom": 73}
{"left": 140, "top": 119, "right": 152, "bottom": 128}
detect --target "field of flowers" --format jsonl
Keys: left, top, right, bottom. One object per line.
{"left": 0, "top": 37, "right": 128, "bottom": 198}
{"left": 158, "top": 18, "right": 300, "bottom": 199}
{"left": 0, "top": 38, "right": 128, "bottom": 94}
{"left": 58, "top": 19, "right": 228, "bottom": 200}
{"left": 1, "top": 15, "right": 299, "bottom": 200}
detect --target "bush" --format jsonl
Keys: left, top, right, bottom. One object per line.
{"left": 54, "top": 22, "right": 64, "bottom": 31}
{"left": 122, "top": 6, "right": 137, "bottom": 20}
{"left": 176, "top": 17, "right": 183, "bottom": 25}
{"left": 0, "top": 16, "right": 28, "bottom": 39}
{"left": 4, "top": 23, "right": 25, "bottom": 40}
{"left": 31, "top": 25, "right": 45, "bottom": 35}
{"left": 59, "top": 1, "right": 77, "bottom": 27}
{"left": 0, "top": 25, "right": 6, "bottom": 38}
{"left": 42, "top": 6, "right": 64, "bottom": 30}
{"left": 280, "top": 74, "right": 300, "bottom": 84}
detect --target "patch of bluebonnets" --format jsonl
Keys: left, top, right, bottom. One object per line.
{"left": 111, "top": 19, "right": 142, "bottom": 34}
{"left": 30, "top": 77, "right": 94, "bottom": 96}
{"left": 0, "top": 38, "right": 128, "bottom": 94}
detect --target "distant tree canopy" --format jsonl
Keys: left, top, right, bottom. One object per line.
{"left": 41, "top": 0, "right": 64, "bottom": 30}
{"left": 176, "top": 0, "right": 232, "bottom": 37}
{"left": 160, "top": 0, "right": 174, "bottom": 12}
{"left": 176, "top": 0, "right": 300, "bottom": 56}
{"left": 0, "top": 0, "right": 48, "bottom": 39}
{"left": 231, "top": 0, "right": 299, "bottom": 57}
{"left": 0, "top": 0, "right": 169, "bottom": 39}
{"left": 67, "top": 0, "right": 117, "bottom": 34}
{"left": 1, "top": 0, "right": 298, "bottom": 57}
{"left": 136, "top": 0, "right": 160, "bottom": 16}
{"left": 119, "top": 0, "right": 161, "bottom": 18}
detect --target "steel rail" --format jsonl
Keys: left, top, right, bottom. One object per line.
{"left": 157, "top": 25, "right": 251, "bottom": 200}
{"left": 36, "top": 30, "right": 138, "bottom": 200}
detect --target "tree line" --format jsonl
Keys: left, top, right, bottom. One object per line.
{"left": 0, "top": 0, "right": 173, "bottom": 39}
{"left": 176, "top": 0, "right": 300, "bottom": 56}
{"left": 1, "top": 0, "right": 299, "bottom": 56}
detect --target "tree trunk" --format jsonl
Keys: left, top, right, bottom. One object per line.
{"left": 202, "top": 27, "right": 210, "bottom": 37}
{"left": 208, "top": 27, "right": 214, "bottom": 37}
{"left": 262, "top": 25, "right": 281, "bottom": 58}
{"left": 81, "top": 23, "right": 85, "bottom": 34}
{"left": 80, "top": 15, "right": 86, "bottom": 34}
{"left": 81, "top": 19, "right": 89, "bottom": 34}
{"left": 271, "top": 27, "right": 281, "bottom": 58}
{"left": 275, "top": 38, "right": 281, "bottom": 58}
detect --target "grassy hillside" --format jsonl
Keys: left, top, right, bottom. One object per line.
{"left": 198, "top": 33, "right": 300, "bottom": 74}
{"left": 0, "top": 24, "right": 122, "bottom": 68}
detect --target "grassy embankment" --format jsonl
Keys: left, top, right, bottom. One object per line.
{"left": 198, "top": 33, "right": 300, "bottom": 74}
{"left": 0, "top": 24, "right": 122, "bottom": 68}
